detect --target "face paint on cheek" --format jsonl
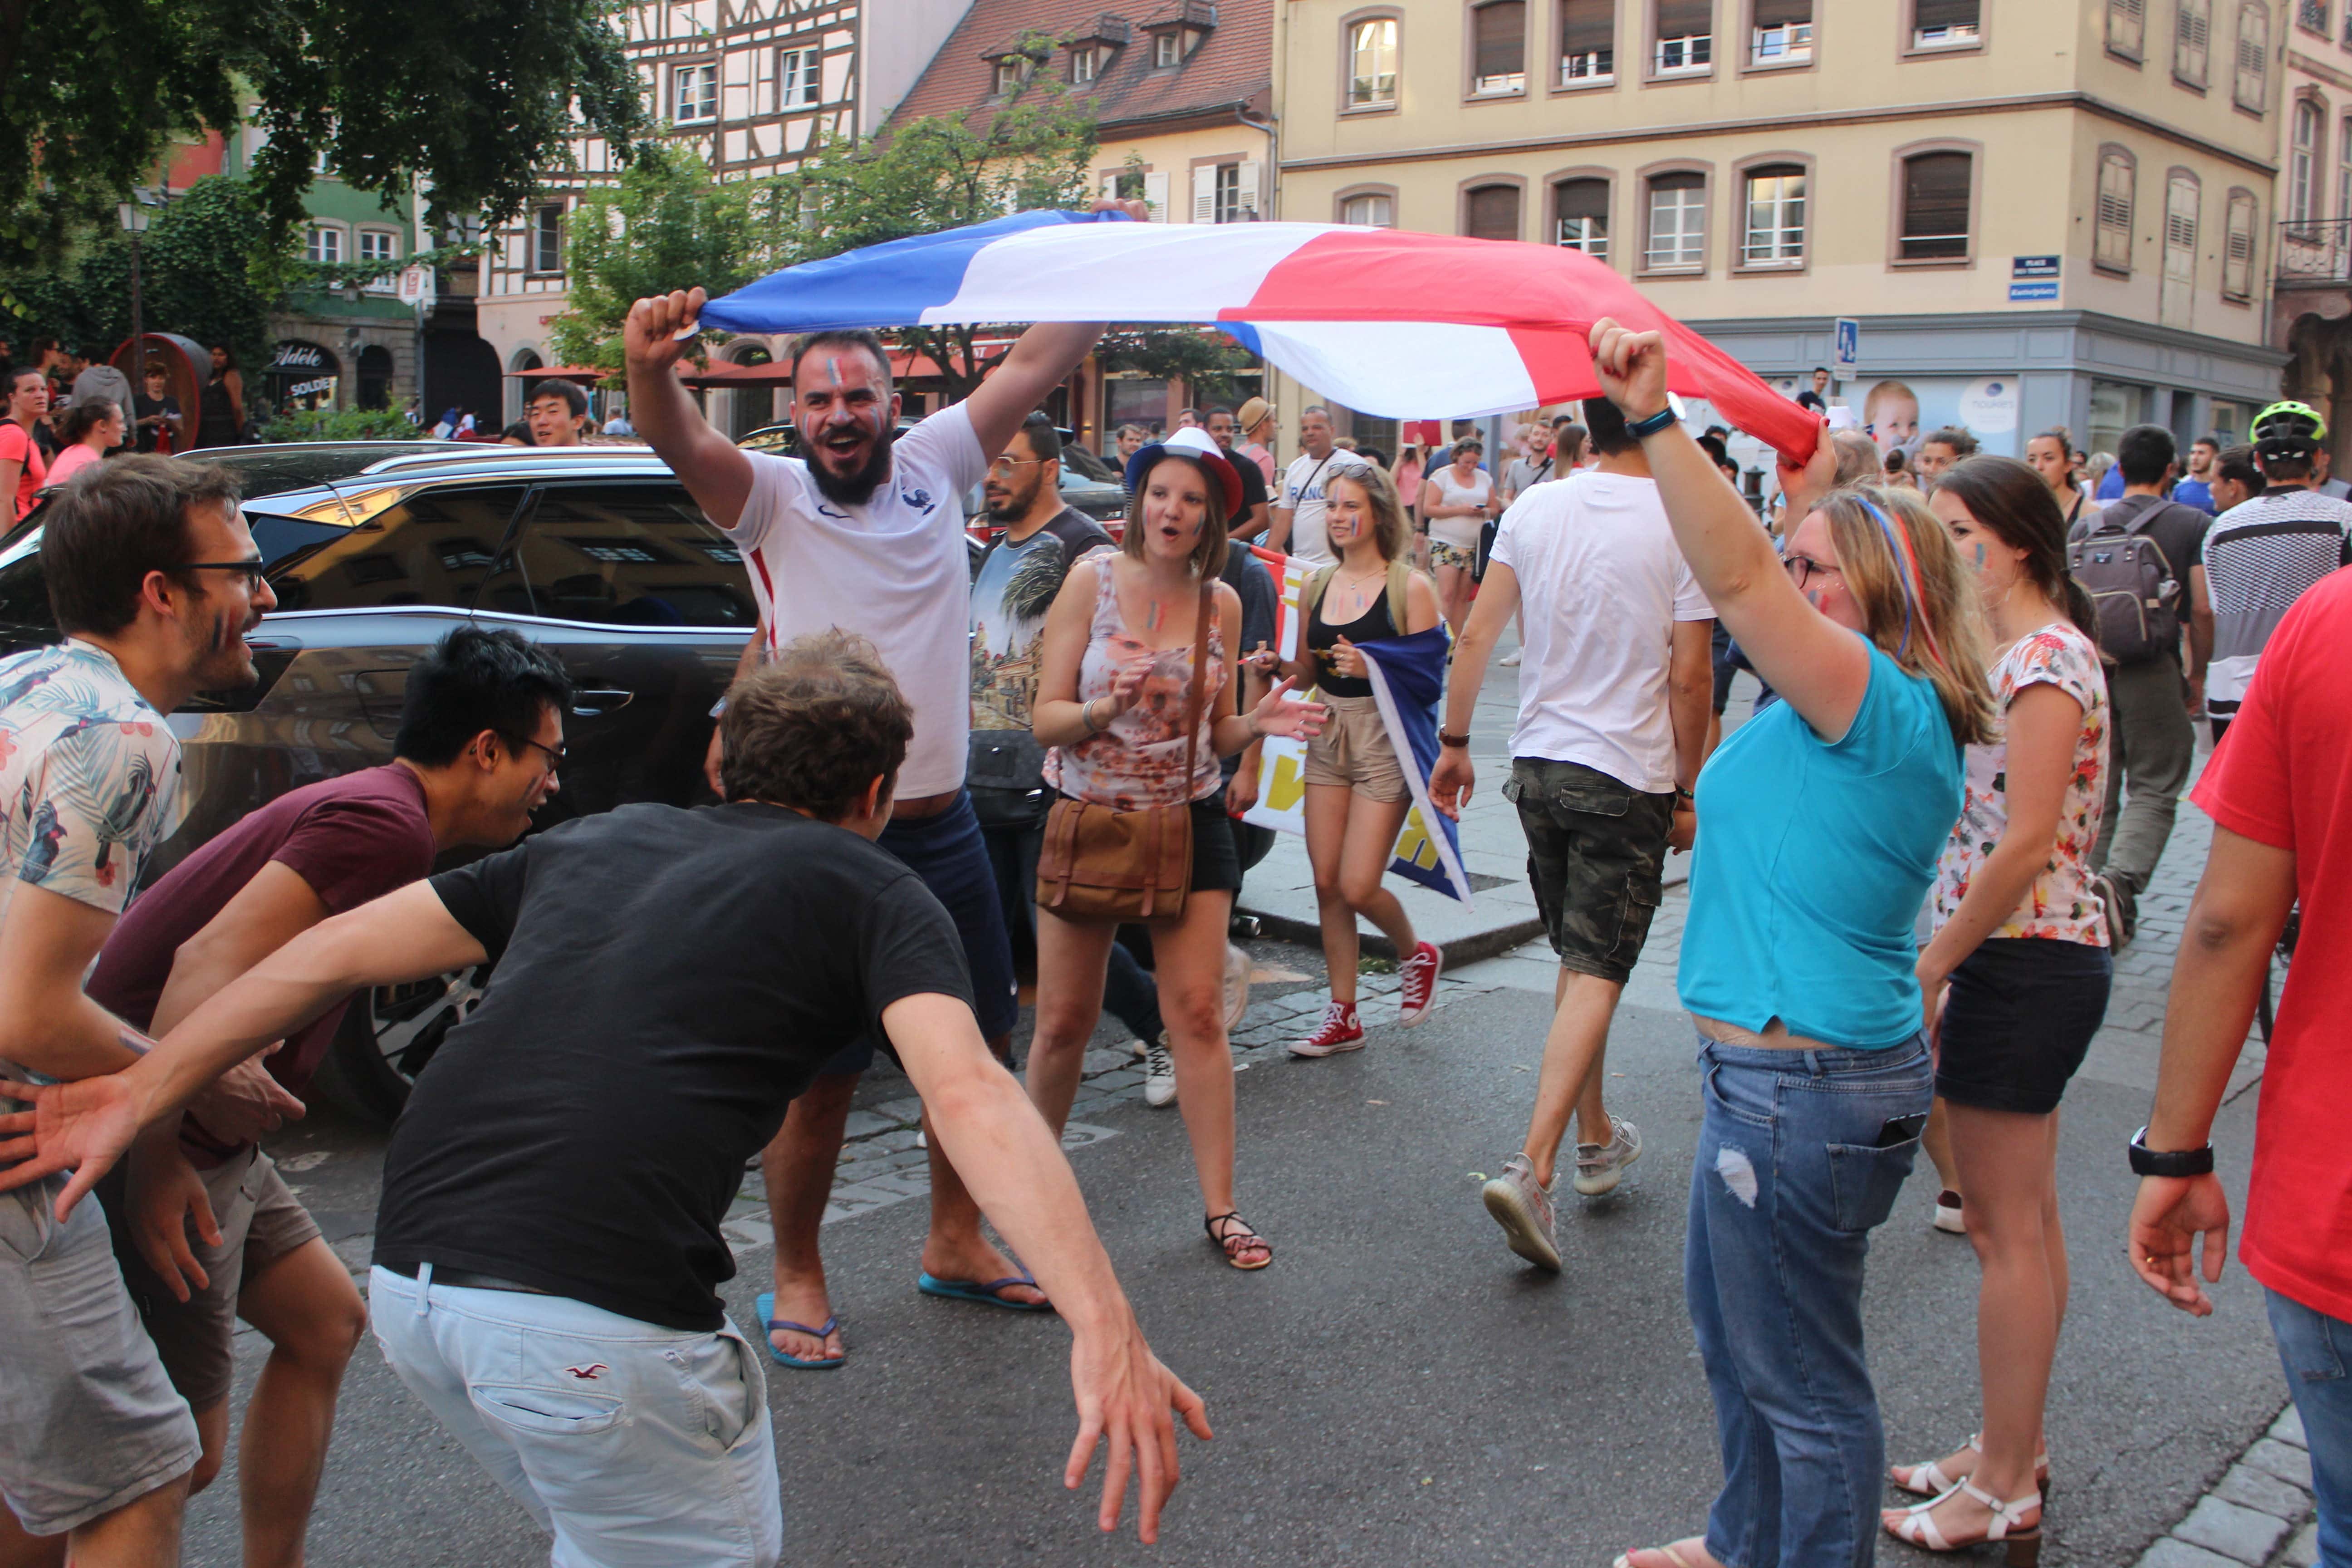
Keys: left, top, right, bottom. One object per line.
{"left": 1974, "top": 542, "right": 1986, "bottom": 569}
{"left": 1806, "top": 589, "right": 1824, "bottom": 610}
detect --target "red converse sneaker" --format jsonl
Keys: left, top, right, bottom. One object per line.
{"left": 1288, "top": 1000, "right": 1365, "bottom": 1058}
{"left": 1398, "top": 941, "right": 1443, "bottom": 1025}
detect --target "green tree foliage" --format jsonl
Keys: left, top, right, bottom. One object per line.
{"left": 0, "top": 176, "right": 282, "bottom": 369}
{"left": 547, "top": 143, "right": 787, "bottom": 381}
{"left": 0, "top": 0, "right": 648, "bottom": 258}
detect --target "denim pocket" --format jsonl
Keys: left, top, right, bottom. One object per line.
{"left": 2268, "top": 1290, "right": 2350, "bottom": 1385}
{"left": 471, "top": 1382, "right": 627, "bottom": 1437}
{"left": 0, "top": 1183, "right": 57, "bottom": 1265}
{"left": 1826, "top": 1137, "right": 1921, "bottom": 1233}
{"left": 677, "top": 1329, "right": 761, "bottom": 1452}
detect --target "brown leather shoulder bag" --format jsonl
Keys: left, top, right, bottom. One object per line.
{"left": 1036, "top": 583, "right": 1214, "bottom": 922}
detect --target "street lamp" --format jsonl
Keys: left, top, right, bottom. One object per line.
{"left": 116, "top": 187, "right": 159, "bottom": 389}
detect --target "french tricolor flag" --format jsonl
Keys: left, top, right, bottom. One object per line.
{"left": 697, "top": 210, "right": 1825, "bottom": 463}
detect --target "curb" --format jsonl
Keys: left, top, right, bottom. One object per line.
{"left": 1238, "top": 908, "right": 1549, "bottom": 966}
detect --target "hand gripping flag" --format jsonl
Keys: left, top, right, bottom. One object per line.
{"left": 697, "top": 210, "right": 1824, "bottom": 465}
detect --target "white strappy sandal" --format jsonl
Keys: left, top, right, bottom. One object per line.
{"left": 1883, "top": 1480, "right": 2043, "bottom": 1565}
{"left": 1890, "top": 1432, "right": 2053, "bottom": 1498}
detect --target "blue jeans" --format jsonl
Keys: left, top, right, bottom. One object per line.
{"left": 1687, "top": 1036, "right": 1933, "bottom": 1568}
{"left": 2267, "top": 1288, "right": 2352, "bottom": 1565}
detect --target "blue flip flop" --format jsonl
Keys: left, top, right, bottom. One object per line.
{"left": 916, "top": 1271, "right": 1055, "bottom": 1313}
{"left": 753, "top": 1291, "right": 844, "bottom": 1370}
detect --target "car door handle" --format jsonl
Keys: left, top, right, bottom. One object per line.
{"left": 571, "top": 688, "right": 634, "bottom": 715}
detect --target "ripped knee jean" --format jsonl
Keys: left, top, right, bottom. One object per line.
{"left": 1684, "top": 1034, "right": 1931, "bottom": 1568}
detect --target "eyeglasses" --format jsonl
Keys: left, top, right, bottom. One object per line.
{"left": 179, "top": 559, "right": 268, "bottom": 588}
{"left": 517, "top": 736, "right": 567, "bottom": 772}
{"left": 1783, "top": 554, "right": 1843, "bottom": 589}
{"left": 986, "top": 456, "right": 1048, "bottom": 476}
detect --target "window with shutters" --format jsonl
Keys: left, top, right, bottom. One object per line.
{"left": 1340, "top": 191, "right": 1395, "bottom": 226}
{"left": 1897, "top": 150, "right": 1973, "bottom": 262}
{"left": 1472, "top": 0, "right": 1528, "bottom": 92}
{"left": 1909, "top": 0, "right": 1980, "bottom": 50}
{"left": 2222, "top": 188, "right": 2257, "bottom": 299}
{"left": 2234, "top": 3, "right": 2269, "bottom": 111}
{"left": 1465, "top": 183, "right": 1523, "bottom": 240}
{"left": 1560, "top": 0, "right": 1616, "bottom": 81}
{"left": 2094, "top": 148, "right": 2136, "bottom": 271}
{"left": 1554, "top": 177, "right": 1610, "bottom": 260}
{"left": 993, "top": 56, "right": 1032, "bottom": 94}
{"left": 1192, "top": 162, "right": 1259, "bottom": 224}
{"left": 671, "top": 62, "right": 718, "bottom": 122}
{"left": 2175, "top": 0, "right": 2210, "bottom": 83}
{"left": 1740, "top": 165, "right": 1806, "bottom": 265}
{"left": 1644, "top": 172, "right": 1706, "bottom": 268}
{"left": 2108, "top": 0, "right": 2146, "bottom": 59}
{"left": 1653, "top": 0, "right": 1711, "bottom": 74}
{"left": 1749, "top": 0, "right": 1812, "bottom": 66}
{"left": 2300, "top": 0, "right": 2331, "bottom": 36}
{"left": 2161, "top": 172, "right": 2199, "bottom": 328}
{"left": 2339, "top": 118, "right": 2352, "bottom": 218}
{"left": 1348, "top": 17, "right": 1400, "bottom": 106}
{"left": 2292, "top": 100, "right": 2323, "bottom": 229}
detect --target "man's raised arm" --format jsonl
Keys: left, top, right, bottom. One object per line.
{"left": 881, "top": 991, "right": 1209, "bottom": 1542}
{"left": 624, "top": 287, "right": 758, "bottom": 530}
{"left": 0, "top": 882, "right": 489, "bottom": 1218}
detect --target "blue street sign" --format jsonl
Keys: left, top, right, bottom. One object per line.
{"left": 2012, "top": 255, "right": 2061, "bottom": 278}
{"left": 1833, "top": 317, "right": 1859, "bottom": 375}
{"left": 2009, "top": 280, "right": 2060, "bottom": 301}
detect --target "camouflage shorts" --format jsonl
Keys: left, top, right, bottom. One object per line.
{"left": 1503, "top": 757, "right": 1675, "bottom": 985}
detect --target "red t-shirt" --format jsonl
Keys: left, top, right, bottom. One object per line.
{"left": 0, "top": 421, "right": 47, "bottom": 521}
{"left": 89, "top": 764, "right": 437, "bottom": 1155}
{"left": 2190, "top": 566, "right": 2352, "bottom": 1321}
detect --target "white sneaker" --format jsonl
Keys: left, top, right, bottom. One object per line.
{"left": 1499, "top": 649, "right": 1522, "bottom": 667}
{"left": 1143, "top": 1031, "right": 1178, "bottom": 1107}
{"left": 1573, "top": 1117, "right": 1642, "bottom": 1196}
{"left": 1223, "top": 943, "right": 1250, "bottom": 1031}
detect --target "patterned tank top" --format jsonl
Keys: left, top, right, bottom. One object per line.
{"left": 1044, "top": 561, "right": 1228, "bottom": 810}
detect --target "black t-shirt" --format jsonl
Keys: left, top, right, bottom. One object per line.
{"left": 1229, "top": 446, "right": 1270, "bottom": 534}
{"left": 372, "top": 802, "right": 974, "bottom": 1329}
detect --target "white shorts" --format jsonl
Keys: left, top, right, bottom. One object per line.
{"left": 368, "top": 1265, "right": 783, "bottom": 1568}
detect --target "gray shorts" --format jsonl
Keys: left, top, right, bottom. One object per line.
{"left": 0, "top": 1177, "right": 199, "bottom": 1536}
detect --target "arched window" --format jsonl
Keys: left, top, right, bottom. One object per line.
{"left": 1554, "top": 177, "right": 1609, "bottom": 260}
{"left": 1471, "top": 0, "right": 1527, "bottom": 92}
{"left": 1740, "top": 163, "right": 1806, "bottom": 265}
{"left": 1340, "top": 191, "right": 1395, "bottom": 226}
{"left": 2291, "top": 100, "right": 2323, "bottom": 229}
{"left": 2095, "top": 148, "right": 2136, "bottom": 271}
{"left": 1464, "top": 183, "right": 1523, "bottom": 240}
{"left": 1898, "top": 150, "right": 1972, "bottom": 261}
{"left": 1348, "top": 17, "right": 1400, "bottom": 105}
{"left": 2235, "top": 3, "right": 2270, "bottom": 112}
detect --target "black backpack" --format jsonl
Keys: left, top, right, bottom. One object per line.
{"left": 2068, "top": 495, "right": 2186, "bottom": 666}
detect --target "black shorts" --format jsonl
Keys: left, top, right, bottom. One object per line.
{"left": 1503, "top": 757, "right": 1674, "bottom": 985}
{"left": 1710, "top": 621, "right": 1736, "bottom": 716}
{"left": 1936, "top": 937, "right": 2112, "bottom": 1115}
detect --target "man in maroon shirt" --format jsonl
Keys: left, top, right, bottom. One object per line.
{"left": 74, "top": 626, "right": 569, "bottom": 1568}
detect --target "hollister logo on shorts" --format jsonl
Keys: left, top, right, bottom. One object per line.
{"left": 564, "top": 1363, "right": 609, "bottom": 1381}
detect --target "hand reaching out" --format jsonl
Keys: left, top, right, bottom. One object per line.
{"left": 1248, "top": 676, "right": 1327, "bottom": 742}
{"left": 1064, "top": 1319, "right": 1211, "bottom": 1541}
{"left": 0, "top": 1073, "right": 148, "bottom": 1220}
{"left": 127, "top": 1137, "right": 222, "bottom": 1302}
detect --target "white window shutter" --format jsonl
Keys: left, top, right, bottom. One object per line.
{"left": 1193, "top": 165, "right": 1217, "bottom": 224}
{"left": 1237, "top": 159, "right": 1261, "bottom": 219}
{"left": 1144, "top": 170, "right": 1170, "bottom": 220}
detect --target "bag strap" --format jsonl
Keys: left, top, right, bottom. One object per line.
{"left": 1385, "top": 557, "right": 1411, "bottom": 632}
{"left": 1181, "top": 583, "right": 1213, "bottom": 798}
{"left": 1304, "top": 563, "right": 1338, "bottom": 621}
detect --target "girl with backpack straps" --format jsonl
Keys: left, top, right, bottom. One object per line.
{"left": 1254, "top": 464, "right": 1447, "bottom": 1059}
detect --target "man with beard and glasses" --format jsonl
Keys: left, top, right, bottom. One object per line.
{"left": 0, "top": 456, "right": 299, "bottom": 1568}
{"left": 623, "top": 204, "right": 1143, "bottom": 1369}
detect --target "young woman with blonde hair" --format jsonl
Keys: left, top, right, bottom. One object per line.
{"left": 1585, "top": 318, "right": 1997, "bottom": 1568}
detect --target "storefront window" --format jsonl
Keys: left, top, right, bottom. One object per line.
{"left": 1104, "top": 377, "right": 1170, "bottom": 436}
{"left": 2088, "top": 380, "right": 2146, "bottom": 462}
{"left": 2210, "top": 400, "right": 2249, "bottom": 446}
{"left": 267, "top": 341, "right": 340, "bottom": 414}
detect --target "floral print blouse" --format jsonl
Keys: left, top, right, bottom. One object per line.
{"left": 1931, "top": 621, "right": 2111, "bottom": 947}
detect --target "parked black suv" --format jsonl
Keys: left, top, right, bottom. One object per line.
{"left": 0, "top": 442, "right": 954, "bottom": 1119}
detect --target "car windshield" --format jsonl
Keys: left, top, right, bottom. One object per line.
{"left": 1060, "top": 444, "right": 1118, "bottom": 481}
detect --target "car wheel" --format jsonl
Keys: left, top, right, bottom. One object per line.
{"left": 312, "top": 964, "right": 491, "bottom": 1124}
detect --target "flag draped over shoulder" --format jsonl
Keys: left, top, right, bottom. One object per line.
{"left": 1353, "top": 628, "right": 1473, "bottom": 905}
{"left": 696, "top": 211, "right": 1824, "bottom": 464}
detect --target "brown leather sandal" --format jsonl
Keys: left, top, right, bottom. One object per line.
{"left": 1205, "top": 1211, "right": 1272, "bottom": 1271}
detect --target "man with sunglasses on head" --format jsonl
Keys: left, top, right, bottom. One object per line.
{"left": 0, "top": 456, "right": 297, "bottom": 1567}
{"left": 54, "top": 625, "right": 569, "bottom": 1568}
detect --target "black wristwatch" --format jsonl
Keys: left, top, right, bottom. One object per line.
{"left": 2128, "top": 1125, "right": 2215, "bottom": 1178}
{"left": 1627, "top": 406, "right": 1679, "bottom": 440}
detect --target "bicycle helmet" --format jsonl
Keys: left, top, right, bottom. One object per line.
{"left": 2252, "top": 399, "right": 2328, "bottom": 461}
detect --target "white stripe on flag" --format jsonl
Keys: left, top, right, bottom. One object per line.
{"left": 922, "top": 222, "right": 1324, "bottom": 325}
{"left": 1245, "top": 323, "right": 1541, "bottom": 419}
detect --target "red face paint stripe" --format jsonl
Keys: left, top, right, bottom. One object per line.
{"left": 750, "top": 546, "right": 779, "bottom": 649}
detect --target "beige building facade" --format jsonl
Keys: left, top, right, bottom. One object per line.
{"left": 2272, "top": 0, "right": 2352, "bottom": 458}
{"left": 1267, "top": 0, "right": 2292, "bottom": 464}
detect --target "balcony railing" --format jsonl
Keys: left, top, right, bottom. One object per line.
{"left": 2277, "top": 217, "right": 2352, "bottom": 282}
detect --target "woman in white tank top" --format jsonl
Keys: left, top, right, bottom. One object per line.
{"left": 1419, "top": 437, "right": 1493, "bottom": 635}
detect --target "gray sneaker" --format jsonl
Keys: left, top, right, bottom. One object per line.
{"left": 1481, "top": 1153, "right": 1561, "bottom": 1271}
{"left": 1143, "top": 1031, "right": 1178, "bottom": 1107}
{"left": 1573, "top": 1117, "right": 1642, "bottom": 1196}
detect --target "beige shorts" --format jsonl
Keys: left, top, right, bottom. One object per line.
{"left": 100, "top": 1147, "right": 322, "bottom": 1411}
{"left": 1303, "top": 693, "right": 1410, "bottom": 803}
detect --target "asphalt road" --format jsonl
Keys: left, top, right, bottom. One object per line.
{"left": 189, "top": 972, "right": 2280, "bottom": 1567}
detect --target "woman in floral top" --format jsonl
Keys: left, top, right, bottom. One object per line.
{"left": 1882, "top": 455, "right": 2113, "bottom": 1559}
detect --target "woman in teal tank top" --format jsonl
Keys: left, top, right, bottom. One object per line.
{"left": 1589, "top": 321, "right": 1996, "bottom": 1568}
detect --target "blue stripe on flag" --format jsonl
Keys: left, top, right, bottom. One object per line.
{"left": 1220, "top": 323, "right": 1264, "bottom": 354}
{"left": 697, "top": 211, "right": 1119, "bottom": 333}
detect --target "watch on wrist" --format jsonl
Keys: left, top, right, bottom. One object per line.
{"left": 1626, "top": 406, "right": 1679, "bottom": 440}
{"left": 2128, "top": 1125, "right": 2215, "bottom": 1178}
{"left": 1438, "top": 729, "right": 1471, "bottom": 749}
